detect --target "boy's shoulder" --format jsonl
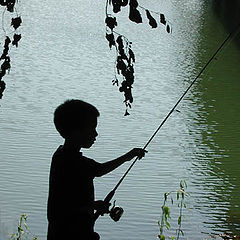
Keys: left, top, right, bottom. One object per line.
{"left": 51, "top": 145, "right": 101, "bottom": 177}
{"left": 52, "top": 145, "right": 98, "bottom": 165}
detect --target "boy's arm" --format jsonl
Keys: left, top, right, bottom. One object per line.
{"left": 74, "top": 201, "right": 110, "bottom": 215}
{"left": 95, "top": 148, "right": 146, "bottom": 177}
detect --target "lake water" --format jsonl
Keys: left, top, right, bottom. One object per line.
{"left": 0, "top": 0, "right": 240, "bottom": 239}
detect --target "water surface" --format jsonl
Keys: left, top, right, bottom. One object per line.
{"left": 0, "top": 0, "right": 239, "bottom": 239}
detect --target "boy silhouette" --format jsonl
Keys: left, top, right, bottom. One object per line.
{"left": 47, "top": 99, "right": 146, "bottom": 240}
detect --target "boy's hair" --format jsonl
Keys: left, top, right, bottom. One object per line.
{"left": 54, "top": 99, "right": 100, "bottom": 138}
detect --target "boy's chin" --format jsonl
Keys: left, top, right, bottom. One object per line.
{"left": 82, "top": 141, "right": 95, "bottom": 148}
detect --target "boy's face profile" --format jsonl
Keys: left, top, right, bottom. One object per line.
{"left": 70, "top": 116, "right": 98, "bottom": 149}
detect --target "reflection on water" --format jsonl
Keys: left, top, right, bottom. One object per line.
{"left": 0, "top": 0, "right": 239, "bottom": 239}
{"left": 186, "top": 4, "right": 240, "bottom": 235}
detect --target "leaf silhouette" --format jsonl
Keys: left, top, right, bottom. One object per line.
{"left": 112, "top": 0, "right": 121, "bottom": 13}
{"left": 116, "top": 36, "right": 124, "bottom": 51}
{"left": 129, "top": 7, "right": 142, "bottom": 24}
{"left": 120, "top": 0, "right": 128, "bottom": 7}
{"left": 0, "top": 37, "right": 11, "bottom": 60}
{"left": 1, "top": 56, "right": 11, "bottom": 74}
{"left": 166, "top": 24, "right": 171, "bottom": 33}
{"left": 12, "top": 34, "right": 22, "bottom": 47}
{"left": 4, "top": 36, "right": 11, "bottom": 45}
{"left": 129, "top": 0, "right": 138, "bottom": 8}
{"left": 116, "top": 36, "right": 128, "bottom": 59}
{"left": 124, "top": 87, "right": 133, "bottom": 103}
{"left": 0, "top": 0, "right": 6, "bottom": 6}
{"left": 0, "top": 80, "right": 6, "bottom": 99}
{"left": 106, "top": 33, "right": 115, "bottom": 49}
{"left": 105, "top": 16, "right": 117, "bottom": 30}
{"left": 116, "top": 56, "right": 127, "bottom": 75}
{"left": 123, "top": 67, "right": 134, "bottom": 85}
{"left": 128, "top": 48, "right": 135, "bottom": 63}
{"left": 112, "top": 79, "right": 119, "bottom": 86}
{"left": 124, "top": 109, "right": 130, "bottom": 116}
{"left": 1, "top": 48, "right": 8, "bottom": 60}
{"left": 6, "top": 0, "right": 16, "bottom": 12}
{"left": 146, "top": 10, "right": 157, "bottom": 28}
{"left": 11, "top": 17, "right": 22, "bottom": 30}
{"left": 160, "top": 13, "right": 166, "bottom": 25}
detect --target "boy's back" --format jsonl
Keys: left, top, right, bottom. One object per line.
{"left": 47, "top": 145, "right": 101, "bottom": 239}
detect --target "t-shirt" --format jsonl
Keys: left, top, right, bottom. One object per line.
{"left": 47, "top": 145, "right": 102, "bottom": 238}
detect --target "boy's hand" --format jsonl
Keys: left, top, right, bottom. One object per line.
{"left": 94, "top": 200, "right": 111, "bottom": 216}
{"left": 127, "top": 148, "right": 147, "bottom": 161}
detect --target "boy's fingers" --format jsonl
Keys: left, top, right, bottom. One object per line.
{"left": 137, "top": 149, "right": 147, "bottom": 159}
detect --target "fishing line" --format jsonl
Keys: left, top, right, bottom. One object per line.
{"left": 94, "top": 22, "right": 240, "bottom": 222}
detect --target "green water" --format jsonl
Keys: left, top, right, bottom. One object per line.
{"left": 188, "top": 3, "right": 240, "bottom": 235}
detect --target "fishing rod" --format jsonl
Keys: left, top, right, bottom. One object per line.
{"left": 94, "top": 22, "right": 240, "bottom": 222}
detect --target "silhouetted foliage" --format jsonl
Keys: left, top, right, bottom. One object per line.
{"left": 11, "top": 16, "right": 22, "bottom": 30}
{"left": 160, "top": 13, "right": 166, "bottom": 25}
{"left": 105, "top": 0, "right": 171, "bottom": 115}
{"left": 146, "top": 10, "right": 158, "bottom": 28}
{"left": 0, "top": 0, "right": 21, "bottom": 99}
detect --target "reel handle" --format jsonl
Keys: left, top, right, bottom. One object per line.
{"left": 94, "top": 189, "right": 115, "bottom": 222}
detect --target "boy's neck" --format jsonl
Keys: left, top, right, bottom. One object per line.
{"left": 63, "top": 139, "right": 81, "bottom": 152}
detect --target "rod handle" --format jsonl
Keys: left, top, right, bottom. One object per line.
{"left": 94, "top": 190, "right": 115, "bottom": 222}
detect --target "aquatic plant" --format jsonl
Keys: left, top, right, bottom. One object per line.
{"left": 158, "top": 180, "right": 188, "bottom": 240}
{"left": 10, "top": 214, "right": 38, "bottom": 240}
{"left": 104, "top": 0, "right": 171, "bottom": 115}
{"left": 0, "top": 0, "right": 22, "bottom": 99}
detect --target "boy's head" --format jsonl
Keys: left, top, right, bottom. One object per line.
{"left": 54, "top": 99, "right": 100, "bottom": 148}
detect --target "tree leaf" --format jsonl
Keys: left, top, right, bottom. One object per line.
{"left": 146, "top": 10, "right": 157, "bottom": 28}
{"left": 12, "top": 34, "right": 22, "bottom": 47}
{"left": 116, "top": 36, "right": 128, "bottom": 59}
{"left": 11, "top": 17, "right": 22, "bottom": 30}
{"left": 123, "top": 67, "right": 134, "bottom": 85}
{"left": 178, "top": 216, "right": 181, "bottom": 225}
{"left": 0, "top": 80, "right": 6, "bottom": 99}
{"left": 116, "top": 57, "right": 127, "bottom": 75}
{"left": 7, "top": 0, "right": 16, "bottom": 12}
{"left": 166, "top": 221, "right": 170, "bottom": 229}
{"left": 177, "top": 191, "right": 179, "bottom": 200}
{"left": 159, "top": 235, "right": 165, "bottom": 240}
{"left": 4, "top": 36, "right": 11, "bottom": 46}
{"left": 120, "top": 0, "right": 128, "bottom": 7}
{"left": 112, "top": 0, "right": 121, "bottom": 13}
{"left": 129, "top": 7, "right": 142, "bottom": 24}
{"left": 164, "top": 192, "right": 168, "bottom": 201}
{"left": 124, "top": 87, "right": 133, "bottom": 103}
{"left": 106, "top": 33, "right": 115, "bottom": 49}
{"left": 160, "top": 13, "right": 166, "bottom": 25}
{"left": 124, "top": 109, "right": 130, "bottom": 116}
{"left": 105, "top": 16, "right": 117, "bottom": 30}
{"left": 116, "top": 36, "right": 124, "bottom": 51}
{"left": 1, "top": 57, "right": 11, "bottom": 73}
{"left": 0, "top": 0, "right": 7, "bottom": 6}
{"left": 129, "top": 0, "right": 138, "bottom": 8}
{"left": 128, "top": 48, "right": 135, "bottom": 63}
{"left": 166, "top": 24, "right": 171, "bottom": 33}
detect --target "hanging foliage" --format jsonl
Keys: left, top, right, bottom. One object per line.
{"left": 105, "top": 0, "right": 172, "bottom": 115}
{"left": 146, "top": 9, "right": 158, "bottom": 28}
{"left": 0, "top": 0, "right": 22, "bottom": 99}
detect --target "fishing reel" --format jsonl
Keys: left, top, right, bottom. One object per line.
{"left": 109, "top": 200, "right": 124, "bottom": 222}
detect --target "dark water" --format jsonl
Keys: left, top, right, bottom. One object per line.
{"left": 0, "top": 0, "right": 239, "bottom": 239}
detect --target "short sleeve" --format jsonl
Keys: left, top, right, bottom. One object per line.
{"left": 83, "top": 157, "right": 102, "bottom": 178}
